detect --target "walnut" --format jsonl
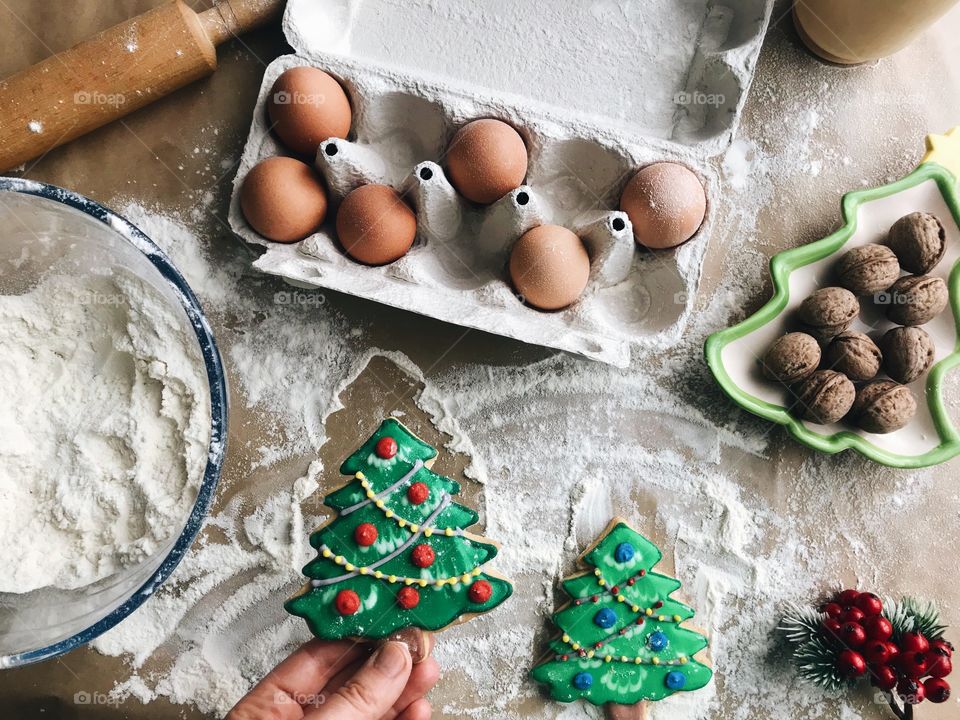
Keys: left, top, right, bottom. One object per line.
{"left": 797, "top": 287, "right": 859, "bottom": 341}
{"left": 823, "top": 331, "right": 882, "bottom": 382}
{"left": 836, "top": 244, "right": 900, "bottom": 296}
{"left": 762, "top": 332, "right": 821, "bottom": 384}
{"left": 886, "top": 275, "right": 948, "bottom": 326}
{"left": 879, "top": 326, "right": 935, "bottom": 384}
{"left": 852, "top": 380, "right": 917, "bottom": 434}
{"left": 888, "top": 212, "right": 946, "bottom": 274}
{"left": 793, "top": 370, "right": 856, "bottom": 425}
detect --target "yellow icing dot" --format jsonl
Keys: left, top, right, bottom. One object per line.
{"left": 597, "top": 579, "right": 606, "bottom": 587}
{"left": 356, "top": 472, "right": 365, "bottom": 480}
{"left": 388, "top": 575, "right": 397, "bottom": 583}
{"left": 673, "top": 615, "right": 682, "bottom": 622}
{"left": 334, "top": 556, "right": 345, "bottom": 565}
{"left": 658, "top": 615, "right": 666, "bottom": 622}
{"left": 409, "top": 524, "right": 419, "bottom": 533}
{"left": 424, "top": 528, "right": 433, "bottom": 537}
{"left": 344, "top": 563, "right": 355, "bottom": 572}
{"left": 645, "top": 608, "right": 653, "bottom": 616}
{"left": 634, "top": 657, "right": 642, "bottom": 665}
{"left": 617, "top": 594, "right": 625, "bottom": 602}
{"left": 435, "top": 579, "right": 446, "bottom": 587}
{"left": 571, "top": 643, "right": 581, "bottom": 651}
{"left": 418, "top": 579, "right": 428, "bottom": 587}
{"left": 404, "top": 578, "right": 414, "bottom": 586}
{"left": 359, "top": 567, "right": 369, "bottom": 575}
{"left": 398, "top": 520, "right": 407, "bottom": 529}
{"left": 321, "top": 549, "right": 333, "bottom": 558}
{"left": 385, "top": 510, "right": 394, "bottom": 519}
{"left": 631, "top": 605, "right": 640, "bottom": 612}
{"left": 680, "top": 657, "right": 688, "bottom": 664}
{"left": 587, "top": 650, "right": 595, "bottom": 658}
{"left": 445, "top": 528, "right": 455, "bottom": 537}
{"left": 562, "top": 634, "right": 570, "bottom": 643}
{"left": 375, "top": 500, "right": 386, "bottom": 509}
{"left": 621, "top": 656, "right": 629, "bottom": 663}
{"left": 472, "top": 568, "right": 482, "bottom": 576}
{"left": 374, "top": 571, "right": 383, "bottom": 579}
{"left": 652, "top": 657, "right": 660, "bottom": 666}
{"left": 604, "top": 655, "right": 612, "bottom": 663}
{"left": 461, "top": 574, "right": 471, "bottom": 584}
{"left": 594, "top": 569, "right": 602, "bottom": 576}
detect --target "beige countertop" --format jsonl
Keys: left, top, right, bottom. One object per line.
{"left": 2, "top": 1, "right": 960, "bottom": 718}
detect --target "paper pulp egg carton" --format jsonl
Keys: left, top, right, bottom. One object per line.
{"left": 230, "top": 0, "right": 774, "bottom": 366}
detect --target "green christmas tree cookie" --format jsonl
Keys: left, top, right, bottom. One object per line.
{"left": 531, "top": 518, "right": 712, "bottom": 719}
{"left": 286, "top": 418, "right": 512, "bottom": 641}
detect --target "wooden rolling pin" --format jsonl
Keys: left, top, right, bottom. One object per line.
{"left": 0, "top": 0, "right": 284, "bottom": 172}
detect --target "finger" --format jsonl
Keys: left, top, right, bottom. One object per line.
{"left": 395, "top": 698, "right": 432, "bottom": 720}
{"left": 227, "top": 640, "right": 368, "bottom": 720}
{"left": 321, "top": 654, "right": 438, "bottom": 720}
{"left": 384, "top": 629, "right": 433, "bottom": 664}
{"left": 380, "top": 657, "right": 440, "bottom": 720}
{"left": 307, "top": 641, "right": 412, "bottom": 720}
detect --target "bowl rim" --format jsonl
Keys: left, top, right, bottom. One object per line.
{"left": 0, "top": 177, "right": 229, "bottom": 667}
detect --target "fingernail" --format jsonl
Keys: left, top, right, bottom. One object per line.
{"left": 374, "top": 641, "right": 410, "bottom": 677}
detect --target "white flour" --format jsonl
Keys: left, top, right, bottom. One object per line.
{"left": 0, "top": 268, "right": 211, "bottom": 593}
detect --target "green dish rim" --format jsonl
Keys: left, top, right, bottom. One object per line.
{"left": 704, "top": 161, "right": 960, "bottom": 469}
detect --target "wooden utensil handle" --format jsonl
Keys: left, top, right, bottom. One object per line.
{"left": 0, "top": 0, "right": 282, "bottom": 172}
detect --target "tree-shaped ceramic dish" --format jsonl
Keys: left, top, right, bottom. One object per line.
{"left": 705, "top": 129, "right": 960, "bottom": 468}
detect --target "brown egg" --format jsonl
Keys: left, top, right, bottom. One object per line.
{"left": 446, "top": 119, "right": 528, "bottom": 205}
{"left": 268, "top": 67, "right": 352, "bottom": 157}
{"left": 620, "top": 162, "right": 706, "bottom": 250}
{"left": 509, "top": 225, "right": 591, "bottom": 310}
{"left": 336, "top": 184, "right": 417, "bottom": 265}
{"left": 240, "top": 157, "right": 328, "bottom": 243}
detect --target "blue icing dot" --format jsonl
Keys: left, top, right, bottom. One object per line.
{"left": 648, "top": 630, "right": 669, "bottom": 651}
{"left": 593, "top": 608, "right": 617, "bottom": 628}
{"left": 614, "top": 542, "right": 635, "bottom": 563}
{"left": 665, "top": 671, "right": 687, "bottom": 690}
{"left": 572, "top": 671, "right": 593, "bottom": 690}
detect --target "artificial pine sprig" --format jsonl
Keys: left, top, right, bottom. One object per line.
{"left": 781, "top": 590, "right": 954, "bottom": 716}
{"left": 884, "top": 597, "right": 946, "bottom": 641}
{"left": 779, "top": 603, "right": 848, "bottom": 690}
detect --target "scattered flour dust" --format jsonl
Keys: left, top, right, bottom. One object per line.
{"left": 0, "top": 268, "right": 210, "bottom": 592}
{"left": 94, "top": 37, "right": 944, "bottom": 717}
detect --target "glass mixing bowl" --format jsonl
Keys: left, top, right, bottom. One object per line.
{"left": 0, "top": 178, "right": 228, "bottom": 667}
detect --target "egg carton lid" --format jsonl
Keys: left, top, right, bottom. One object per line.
{"left": 281, "top": 0, "right": 774, "bottom": 158}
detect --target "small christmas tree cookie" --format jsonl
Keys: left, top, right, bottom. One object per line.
{"left": 286, "top": 418, "right": 512, "bottom": 644}
{"left": 530, "top": 518, "right": 712, "bottom": 719}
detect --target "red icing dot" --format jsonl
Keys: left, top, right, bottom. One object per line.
{"left": 594, "top": 642, "right": 603, "bottom": 649}
{"left": 354, "top": 523, "right": 378, "bottom": 547}
{"left": 627, "top": 578, "right": 636, "bottom": 586}
{"left": 639, "top": 569, "right": 646, "bottom": 576}
{"left": 411, "top": 544, "right": 435, "bottom": 568}
{"left": 561, "top": 654, "right": 569, "bottom": 661}
{"left": 407, "top": 482, "right": 429, "bottom": 505}
{"left": 578, "top": 649, "right": 587, "bottom": 657}
{"left": 654, "top": 600, "right": 664, "bottom": 609}
{"left": 469, "top": 579, "right": 493, "bottom": 603}
{"left": 591, "top": 595, "right": 599, "bottom": 603}
{"left": 375, "top": 437, "right": 398, "bottom": 459}
{"left": 397, "top": 586, "right": 420, "bottom": 609}
{"left": 611, "top": 586, "right": 619, "bottom": 594}
{"left": 335, "top": 589, "right": 361, "bottom": 616}
{"left": 636, "top": 617, "right": 645, "bottom": 626}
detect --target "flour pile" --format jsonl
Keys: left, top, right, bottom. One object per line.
{"left": 0, "top": 268, "right": 210, "bottom": 593}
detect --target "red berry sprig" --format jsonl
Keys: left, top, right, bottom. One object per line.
{"left": 817, "top": 589, "right": 954, "bottom": 713}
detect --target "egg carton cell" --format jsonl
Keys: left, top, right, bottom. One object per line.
{"left": 229, "top": 0, "right": 774, "bottom": 366}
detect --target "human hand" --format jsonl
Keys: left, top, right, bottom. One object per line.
{"left": 227, "top": 637, "right": 439, "bottom": 720}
